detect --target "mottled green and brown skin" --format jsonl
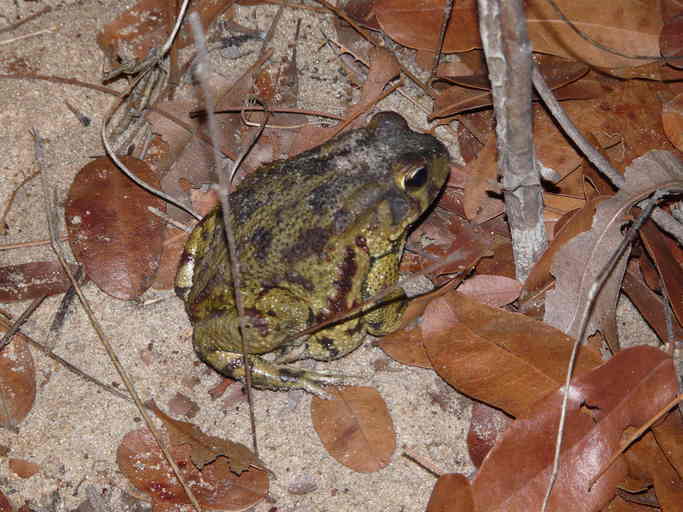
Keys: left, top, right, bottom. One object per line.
{"left": 175, "top": 112, "right": 449, "bottom": 396}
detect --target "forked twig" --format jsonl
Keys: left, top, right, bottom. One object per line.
{"left": 31, "top": 130, "right": 203, "bottom": 512}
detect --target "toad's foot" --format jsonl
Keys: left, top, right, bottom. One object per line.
{"left": 202, "top": 350, "right": 363, "bottom": 399}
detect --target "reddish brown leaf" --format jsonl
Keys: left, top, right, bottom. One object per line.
{"left": 639, "top": 219, "right": 683, "bottom": 327}
{"left": 117, "top": 428, "right": 268, "bottom": 509}
{"left": 462, "top": 135, "right": 501, "bottom": 223}
{"left": 167, "top": 393, "right": 199, "bottom": 419}
{"left": 471, "top": 346, "right": 678, "bottom": 511}
{"left": 152, "top": 226, "right": 189, "bottom": 290}
{"left": 662, "top": 92, "right": 683, "bottom": 152}
{"left": 0, "top": 317, "right": 36, "bottom": 430}
{"left": 456, "top": 275, "right": 521, "bottom": 307}
{"left": 403, "top": 209, "right": 494, "bottom": 278}
{"left": 65, "top": 156, "right": 166, "bottom": 299}
{"left": 310, "top": 386, "right": 395, "bottom": 473}
{"left": 97, "top": 0, "right": 234, "bottom": 63}
{"left": 0, "top": 262, "right": 79, "bottom": 302}
{"left": 652, "top": 409, "right": 683, "bottom": 480}
{"left": 623, "top": 431, "right": 683, "bottom": 510}
{"left": 605, "top": 495, "right": 656, "bottom": 511}
{"left": 376, "top": 0, "right": 660, "bottom": 67}
{"left": 422, "top": 291, "right": 603, "bottom": 417}
{"left": 427, "top": 473, "right": 474, "bottom": 512}
{"left": 377, "top": 326, "right": 431, "bottom": 369}
{"left": 467, "top": 402, "right": 512, "bottom": 469}
{"left": 0, "top": 490, "right": 12, "bottom": 512}
{"left": 8, "top": 459, "right": 39, "bottom": 479}
{"left": 661, "top": 12, "right": 683, "bottom": 68}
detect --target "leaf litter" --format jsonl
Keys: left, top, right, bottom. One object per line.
{"left": 1, "top": 0, "right": 683, "bottom": 511}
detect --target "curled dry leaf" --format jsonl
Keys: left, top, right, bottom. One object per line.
{"left": 0, "top": 316, "right": 36, "bottom": 430}
{"left": 545, "top": 151, "right": 683, "bottom": 351}
{"left": 310, "top": 386, "right": 395, "bottom": 473}
{"left": 117, "top": 428, "right": 268, "bottom": 510}
{"left": 0, "top": 261, "right": 80, "bottom": 302}
{"left": 660, "top": 12, "right": 683, "bottom": 69}
{"left": 426, "top": 473, "right": 474, "bottom": 512}
{"left": 65, "top": 156, "right": 166, "bottom": 300}
{"left": 422, "top": 291, "right": 602, "bottom": 417}
{"left": 152, "top": 226, "right": 190, "bottom": 290}
{"left": 146, "top": 400, "right": 265, "bottom": 474}
{"left": 377, "top": 326, "right": 431, "bottom": 369}
{"left": 470, "top": 346, "right": 678, "bottom": 512}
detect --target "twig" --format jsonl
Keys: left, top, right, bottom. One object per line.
{"left": 0, "top": 27, "right": 56, "bottom": 46}
{"left": 0, "top": 295, "right": 45, "bottom": 351}
{"left": 0, "top": 235, "right": 68, "bottom": 251}
{"left": 541, "top": 191, "right": 665, "bottom": 512}
{"left": 0, "top": 170, "right": 39, "bottom": 235}
{"left": 30, "top": 129, "right": 202, "bottom": 512}
{"left": 0, "top": 6, "right": 52, "bottom": 34}
{"left": 188, "top": 12, "right": 262, "bottom": 458}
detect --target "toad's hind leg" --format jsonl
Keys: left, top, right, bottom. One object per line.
{"left": 200, "top": 349, "right": 351, "bottom": 398}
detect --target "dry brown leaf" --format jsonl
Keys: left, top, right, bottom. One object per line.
{"left": 462, "top": 135, "right": 501, "bottom": 223}
{"left": 623, "top": 431, "right": 683, "bottom": 510}
{"left": 403, "top": 208, "right": 493, "bottom": 279}
{"left": 455, "top": 275, "right": 521, "bottom": 307}
{"left": 0, "top": 316, "right": 36, "bottom": 430}
{"left": 65, "top": 156, "right": 166, "bottom": 300}
{"left": 471, "top": 346, "right": 678, "bottom": 511}
{"left": 520, "top": 198, "right": 600, "bottom": 315}
{"left": 426, "top": 473, "right": 474, "bottom": 512}
{"left": 466, "top": 402, "right": 513, "bottom": 469}
{"left": 639, "top": 219, "right": 683, "bottom": 327}
{"left": 0, "top": 490, "right": 12, "bottom": 512}
{"left": 97, "top": 0, "right": 234, "bottom": 63}
{"left": 660, "top": 11, "right": 683, "bottom": 68}
{"left": 621, "top": 269, "right": 683, "bottom": 343}
{"left": 375, "top": 0, "right": 660, "bottom": 68}
{"left": 545, "top": 151, "right": 683, "bottom": 350}
{"left": 0, "top": 261, "right": 79, "bottom": 302}
{"left": 8, "top": 458, "right": 39, "bottom": 479}
{"left": 662, "top": 92, "right": 683, "bottom": 152}
{"left": 310, "top": 386, "right": 395, "bottom": 473}
{"left": 377, "top": 326, "right": 432, "bottom": 369}
{"left": 147, "top": 400, "right": 264, "bottom": 474}
{"left": 152, "top": 226, "right": 190, "bottom": 290}
{"left": 422, "top": 291, "right": 603, "bottom": 417}
{"left": 117, "top": 427, "right": 268, "bottom": 510}
{"left": 652, "top": 408, "right": 683, "bottom": 480}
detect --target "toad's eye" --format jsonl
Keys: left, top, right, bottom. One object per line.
{"left": 402, "top": 166, "right": 428, "bottom": 191}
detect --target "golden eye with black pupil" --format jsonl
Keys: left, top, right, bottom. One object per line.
{"left": 402, "top": 165, "right": 428, "bottom": 191}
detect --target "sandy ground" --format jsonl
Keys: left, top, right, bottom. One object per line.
{"left": 0, "top": 1, "right": 658, "bottom": 511}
